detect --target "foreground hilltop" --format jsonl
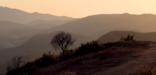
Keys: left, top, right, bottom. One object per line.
{"left": 98, "top": 31, "right": 156, "bottom": 44}
{"left": 4, "top": 31, "right": 156, "bottom": 75}
{"left": 7, "top": 37, "right": 156, "bottom": 75}
{"left": 36, "top": 42, "right": 155, "bottom": 75}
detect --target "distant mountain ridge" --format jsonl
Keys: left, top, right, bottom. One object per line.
{"left": 0, "top": 6, "right": 73, "bottom": 24}
{"left": 0, "top": 7, "right": 74, "bottom": 49}
{"left": 3, "top": 6, "right": 156, "bottom": 75}
{"left": 2, "top": 7, "right": 156, "bottom": 49}
{"left": 53, "top": 13, "right": 156, "bottom": 40}
{"left": 97, "top": 31, "right": 156, "bottom": 44}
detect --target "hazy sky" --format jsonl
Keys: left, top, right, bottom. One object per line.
{"left": 0, "top": 0, "right": 156, "bottom": 17}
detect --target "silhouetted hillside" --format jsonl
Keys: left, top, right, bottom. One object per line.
{"left": 3, "top": 7, "right": 156, "bottom": 75}
{"left": 3, "top": 30, "right": 156, "bottom": 75}
{"left": 3, "top": 8, "right": 156, "bottom": 49}
{"left": 98, "top": 31, "right": 156, "bottom": 44}
{"left": 6, "top": 40, "right": 152, "bottom": 75}
{"left": 53, "top": 13, "right": 156, "bottom": 40}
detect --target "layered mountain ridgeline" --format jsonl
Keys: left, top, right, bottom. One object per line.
{"left": 0, "top": 7, "right": 73, "bottom": 24}
{"left": 5, "top": 31, "right": 156, "bottom": 62}
{"left": 3, "top": 31, "right": 156, "bottom": 75}
{"left": 3, "top": 6, "right": 156, "bottom": 75}
{"left": 0, "top": 32, "right": 89, "bottom": 75}
{"left": 3, "top": 7, "right": 156, "bottom": 50}
{"left": 53, "top": 13, "right": 156, "bottom": 40}
{"left": 0, "top": 32, "right": 89, "bottom": 65}
{"left": 98, "top": 31, "right": 156, "bottom": 44}
{"left": 0, "top": 7, "right": 74, "bottom": 49}
{"left": 6, "top": 34, "right": 155, "bottom": 75}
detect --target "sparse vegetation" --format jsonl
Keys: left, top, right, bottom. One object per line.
{"left": 5, "top": 33, "right": 151, "bottom": 75}
{"left": 120, "top": 34, "right": 135, "bottom": 42}
{"left": 74, "top": 41, "right": 102, "bottom": 56}
{"left": 130, "top": 67, "right": 156, "bottom": 75}
{"left": 5, "top": 53, "right": 58, "bottom": 75}
{"left": 51, "top": 32, "right": 75, "bottom": 54}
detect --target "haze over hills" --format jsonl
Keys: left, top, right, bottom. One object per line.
{"left": 12, "top": 13, "right": 156, "bottom": 54}
{"left": 3, "top": 6, "right": 156, "bottom": 75}
{"left": 5, "top": 30, "right": 156, "bottom": 62}
{"left": 0, "top": 7, "right": 73, "bottom": 24}
{"left": 0, "top": 21, "right": 27, "bottom": 48}
{"left": 0, "top": 31, "right": 90, "bottom": 75}
{"left": 2, "top": 7, "right": 156, "bottom": 65}
{"left": 97, "top": 31, "right": 156, "bottom": 44}
{"left": 52, "top": 13, "right": 156, "bottom": 40}
{"left": 2, "top": 6, "right": 156, "bottom": 49}
{"left": 0, "top": 7, "right": 74, "bottom": 49}
{"left": 2, "top": 31, "right": 156, "bottom": 73}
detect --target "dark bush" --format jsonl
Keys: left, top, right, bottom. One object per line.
{"left": 6, "top": 53, "right": 58, "bottom": 75}
{"left": 34, "top": 53, "right": 58, "bottom": 67}
{"left": 74, "top": 41, "right": 102, "bottom": 56}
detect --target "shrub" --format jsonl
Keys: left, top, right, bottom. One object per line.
{"left": 74, "top": 41, "right": 102, "bottom": 56}
{"left": 6, "top": 53, "right": 58, "bottom": 75}
{"left": 33, "top": 53, "right": 58, "bottom": 67}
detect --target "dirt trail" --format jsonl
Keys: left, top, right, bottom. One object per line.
{"left": 94, "top": 44, "right": 156, "bottom": 75}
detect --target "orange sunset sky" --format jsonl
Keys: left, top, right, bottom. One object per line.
{"left": 0, "top": 0, "right": 156, "bottom": 18}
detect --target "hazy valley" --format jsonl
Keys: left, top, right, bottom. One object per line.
{"left": 2, "top": 7, "right": 156, "bottom": 75}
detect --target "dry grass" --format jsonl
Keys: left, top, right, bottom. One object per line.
{"left": 59, "top": 70, "right": 77, "bottom": 75}
{"left": 130, "top": 66, "right": 156, "bottom": 75}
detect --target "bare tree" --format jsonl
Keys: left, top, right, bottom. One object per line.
{"left": 51, "top": 32, "right": 74, "bottom": 53}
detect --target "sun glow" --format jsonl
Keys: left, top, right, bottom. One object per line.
{"left": 0, "top": 0, "right": 156, "bottom": 17}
